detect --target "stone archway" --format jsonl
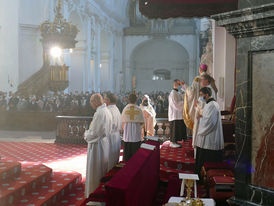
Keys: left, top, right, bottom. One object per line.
{"left": 130, "top": 38, "right": 189, "bottom": 93}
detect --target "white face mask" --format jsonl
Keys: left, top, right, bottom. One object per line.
{"left": 199, "top": 96, "right": 206, "bottom": 103}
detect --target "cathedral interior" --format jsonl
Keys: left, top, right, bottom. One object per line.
{"left": 0, "top": 0, "right": 274, "bottom": 205}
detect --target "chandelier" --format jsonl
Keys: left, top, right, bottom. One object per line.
{"left": 40, "top": 0, "right": 78, "bottom": 50}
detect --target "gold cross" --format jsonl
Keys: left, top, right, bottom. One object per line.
{"left": 125, "top": 106, "right": 140, "bottom": 120}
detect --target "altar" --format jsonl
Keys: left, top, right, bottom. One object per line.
{"left": 168, "top": 197, "right": 215, "bottom": 206}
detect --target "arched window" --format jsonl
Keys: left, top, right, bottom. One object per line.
{"left": 152, "top": 69, "right": 170, "bottom": 80}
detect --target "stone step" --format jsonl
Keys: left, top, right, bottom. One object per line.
{"left": 0, "top": 163, "right": 52, "bottom": 206}
{"left": 0, "top": 161, "right": 21, "bottom": 183}
{"left": 16, "top": 171, "right": 82, "bottom": 206}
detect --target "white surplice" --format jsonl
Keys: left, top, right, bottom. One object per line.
{"left": 122, "top": 104, "right": 144, "bottom": 143}
{"left": 192, "top": 99, "right": 205, "bottom": 149}
{"left": 168, "top": 89, "right": 184, "bottom": 122}
{"left": 195, "top": 100, "right": 224, "bottom": 150}
{"left": 192, "top": 85, "right": 216, "bottom": 148}
{"left": 140, "top": 104, "right": 156, "bottom": 137}
{"left": 84, "top": 104, "right": 112, "bottom": 198}
{"left": 107, "top": 104, "right": 122, "bottom": 170}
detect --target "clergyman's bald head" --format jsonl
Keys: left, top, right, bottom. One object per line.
{"left": 90, "top": 93, "right": 104, "bottom": 109}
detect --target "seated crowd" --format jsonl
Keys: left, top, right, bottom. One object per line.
{"left": 0, "top": 91, "right": 169, "bottom": 116}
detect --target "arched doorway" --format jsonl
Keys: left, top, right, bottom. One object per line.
{"left": 130, "top": 38, "right": 189, "bottom": 93}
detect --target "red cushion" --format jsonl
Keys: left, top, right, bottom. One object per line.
{"left": 203, "top": 162, "right": 233, "bottom": 171}
{"left": 213, "top": 176, "right": 234, "bottom": 185}
{"left": 206, "top": 169, "right": 234, "bottom": 186}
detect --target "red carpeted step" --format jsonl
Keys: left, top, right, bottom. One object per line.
{"left": 0, "top": 161, "right": 21, "bottom": 183}
{"left": 16, "top": 171, "right": 82, "bottom": 206}
{"left": 160, "top": 164, "right": 193, "bottom": 182}
{"left": 0, "top": 163, "right": 52, "bottom": 206}
{"left": 160, "top": 146, "right": 195, "bottom": 171}
{"left": 57, "top": 184, "right": 85, "bottom": 206}
{"left": 160, "top": 141, "right": 195, "bottom": 182}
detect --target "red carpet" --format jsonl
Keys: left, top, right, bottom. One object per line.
{"left": 160, "top": 140, "right": 195, "bottom": 181}
{"left": 0, "top": 142, "right": 87, "bottom": 206}
{"left": 0, "top": 140, "right": 209, "bottom": 205}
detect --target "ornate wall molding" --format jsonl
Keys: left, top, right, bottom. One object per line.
{"left": 212, "top": 3, "right": 274, "bottom": 38}
{"left": 65, "top": 0, "right": 125, "bottom": 35}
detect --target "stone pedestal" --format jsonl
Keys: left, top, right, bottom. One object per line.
{"left": 213, "top": 3, "right": 274, "bottom": 206}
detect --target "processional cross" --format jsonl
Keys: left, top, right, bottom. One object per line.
{"left": 125, "top": 106, "right": 140, "bottom": 121}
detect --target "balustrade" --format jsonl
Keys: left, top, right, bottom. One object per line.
{"left": 56, "top": 116, "right": 170, "bottom": 144}
{"left": 56, "top": 116, "right": 92, "bottom": 144}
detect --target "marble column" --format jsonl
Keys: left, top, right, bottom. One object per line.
{"left": 86, "top": 18, "right": 92, "bottom": 92}
{"left": 94, "top": 24, "right": 101, "bottom": 92}
{"left": 0, "top": 0, "right": 20, "bottom": 92}
{"left": 213, "top": 3, "right": 274, "bottom": 205}
{"left": 109, "top": 33, "right": 114, "bottom": 92}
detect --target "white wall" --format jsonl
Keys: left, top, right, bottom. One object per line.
{"left": 170, "top": 35, "right": 200, "bottom": 84}
{"left": 124, "top": 34, "right": 199, "bottom": 93}
{"left": 130, "top": 38, "right": 189, "bottom": 92}
{"left": 18, "top": 0, "right": 52, "bottom": 84}
{"left": 18, "top": 25, "right": 43, "bottom": 84}
{"left": 213, "top": 22, "right": 236, "bottom": 110}
{"left": 0, "top": 0, "right": 20, "bottom": 92}
{"left": 137, "top": 80, "right": 173, "bottom": 93}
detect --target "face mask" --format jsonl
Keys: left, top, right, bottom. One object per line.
{"left": 143, "top": 99, "right": 148, "bottom": 106}
{"left": 199, "top": 96, "right": 206, "bottom": 103}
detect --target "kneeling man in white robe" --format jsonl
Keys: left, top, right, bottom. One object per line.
{"left": 194, "top": 87, "right": 224, "bottom": 179}
{"left": 122, "top": 94, "right": 144, "bottom": 161}
{"left": 104, "top": 92, "right": 122, "bottom": 170}
{"left": 84, "top": 93, "right": 112, "bottom": 198}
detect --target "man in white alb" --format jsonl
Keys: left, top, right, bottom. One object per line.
{"left": 168, "top": 79, "right": 187, "bottom": 148}
{"left": 122, "top": 94, "right": 144, "bottom": 161}
{"left": 104, "top": 92, "right": 122, "bottom": 170}
{"left": 194, "top": 87, "right": 224, "bottom": 178}
{"left": 84, "top": 93, "right": 112, "bottom": 198}
{"left": 140, "top": 94, "right": 157, "bottom": 138}
{"left": 182, "top": 64, "right": 217, "bottom": 150}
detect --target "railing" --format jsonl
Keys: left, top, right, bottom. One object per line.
{"left": 56, "top": 116, "right": 92, "bottom": 144}
{"left": 154, "top": 118, "right": 170, "bottom": 138}
{"left": 56, "top": 116, "right": 170, "bottom": 145}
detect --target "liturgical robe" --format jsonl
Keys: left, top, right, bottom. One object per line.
{"left": 107, "top": 104, "right": 122, "bottom": 170}
{"left": 195, "top": 99, "right": 224, "bottom": 150}
{"left": 84, "top": 103, "right": 112, "bottom": 198}
{"left": 192, "top": 84, "right": 217, "bottom": 149}
{"left": 122, "top": 104, "right": 144, "bottom": 161}
{"left": 140, "top": 103, "right": 156, "bottom": 137}
{"left": 194, "top": 99, "right": 224, "bottom": 177}
{"left": 183, "top": 76, "right": 201, "bottom": 130}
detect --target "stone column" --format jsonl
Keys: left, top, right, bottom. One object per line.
{"left": 0, "top": 0, "right": 20, "bottom": 92}
{"left": 94, "top": 23, "right": 101, "bottom": 92}
{"left": 213, "top": 3, "right": 274, "bottom": 205}
{"left": 86, "top": 18, "right": 92, "bottom": 92}
{"left": 109, "top": 33, "right": 114, "bottom": 92}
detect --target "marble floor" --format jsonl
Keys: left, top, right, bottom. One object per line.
{"left": 0, "top": 130, "right": 56, "bottom": 143}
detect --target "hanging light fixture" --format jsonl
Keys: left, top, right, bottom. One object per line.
{"left": 39, "top": 0, "right": 79, "bottom": 93}
{"left": 40, "top": 0, "right": 78, "bottom": 64}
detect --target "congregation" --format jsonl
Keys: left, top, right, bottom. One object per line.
{"left": 0, "top": 91, "right": 168, "bottom": 116}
